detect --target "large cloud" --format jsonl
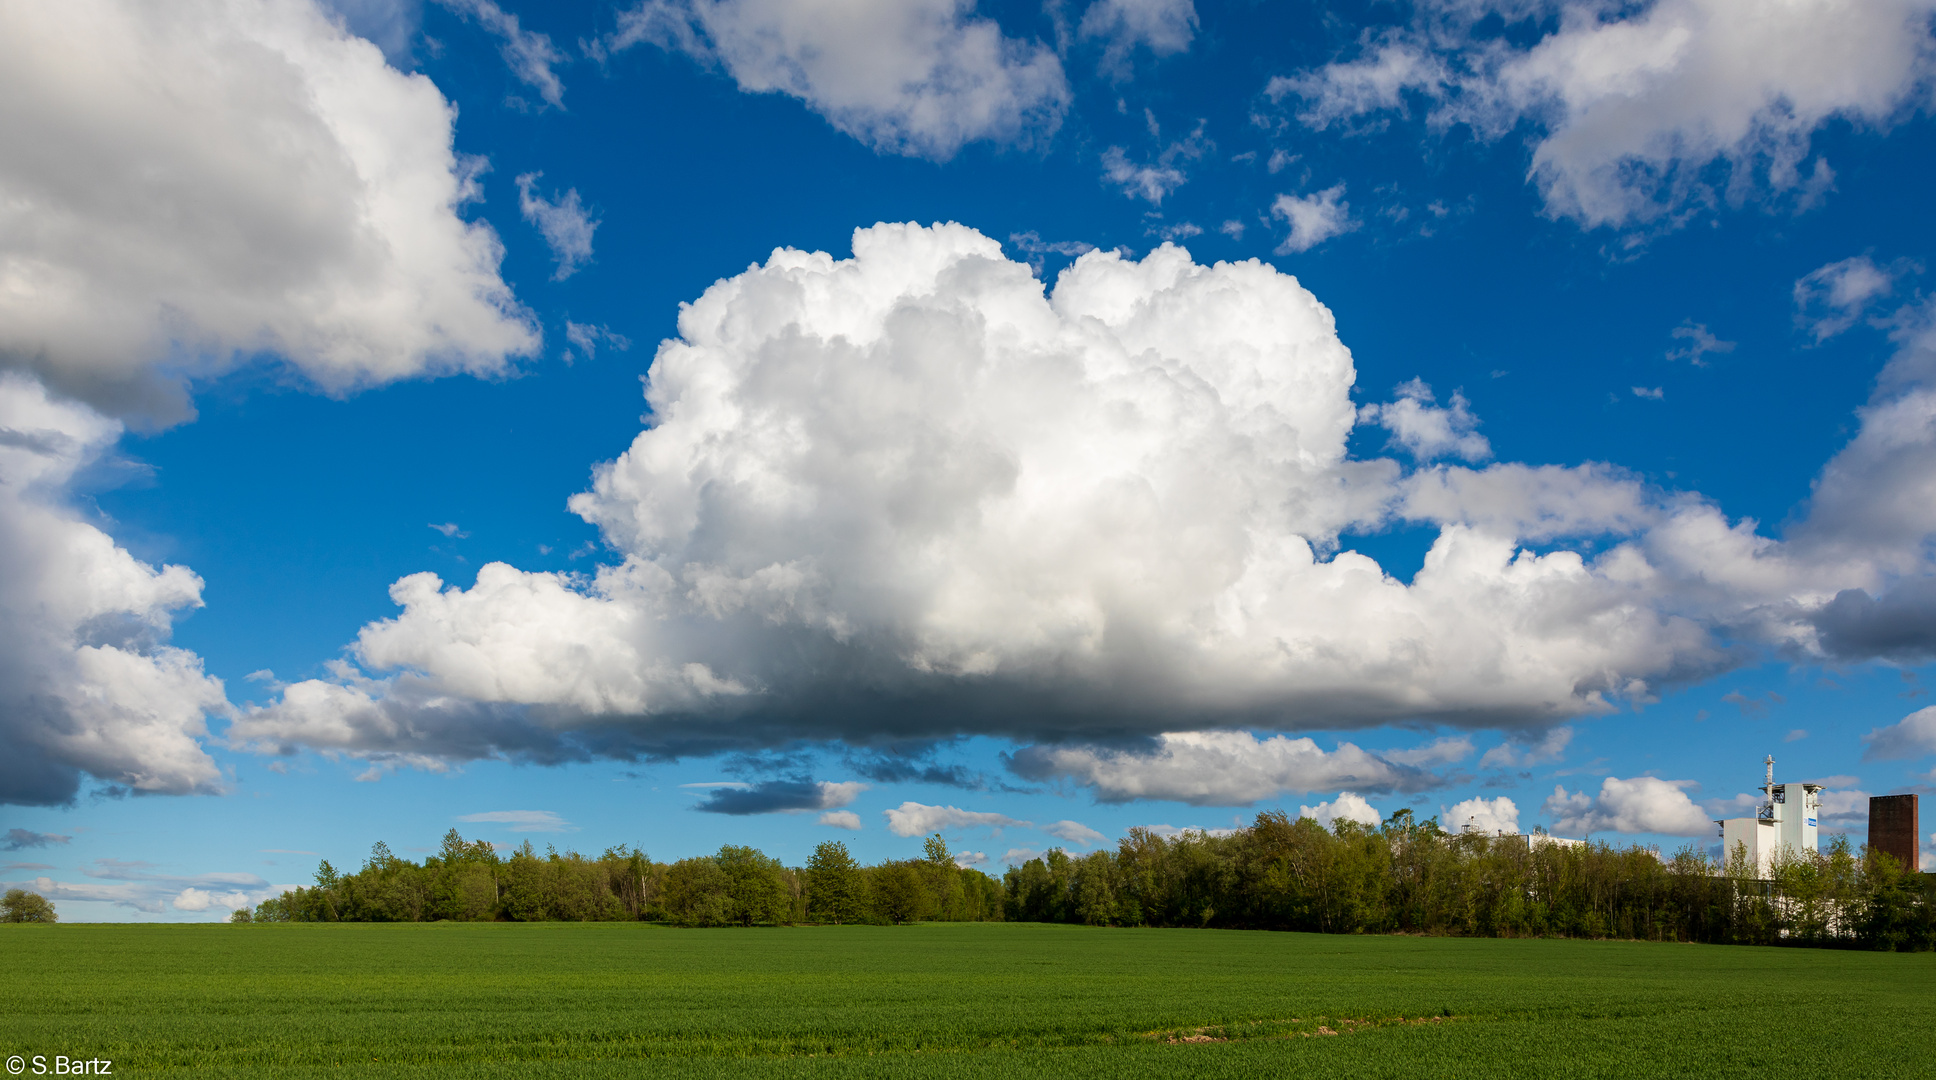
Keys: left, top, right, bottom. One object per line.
{"left": 1274, "top": 0, "right": 1936, "bottom": 230}
{"left": 0, "top": 0, "right": 545, "bottom": 806}
{"left": 595, "top": 0, "right": 1069, "bottom": 160}
{"left": 0, "top": 375, "right": 230, "bottom": 805}
{"left": 0, "top": 0, "right": 538, "bottom": 423}
{"left": 229, "top": 222, "right": 1936, "bottom": 779}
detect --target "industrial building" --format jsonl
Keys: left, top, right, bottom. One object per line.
{"left": 1869, "top": 793, "right": 1920, "bottom": 871}
{"left": 1714, "top": 756, "right": 1821, "bottom": 879}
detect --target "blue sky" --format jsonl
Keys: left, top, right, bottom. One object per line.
{"left": 6, "top": 0, "right": 1936, "bottom": 919}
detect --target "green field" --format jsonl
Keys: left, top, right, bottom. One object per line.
{"left": 3, "top": 923, "right": 1932, "bottom": 1078}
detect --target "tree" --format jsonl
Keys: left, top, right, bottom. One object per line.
{"left": 807, "top": 841, "right": 864, "bottom": 924}
{"left": 663, "top": 857, "right": 733, "bottom": 926}
{"left": 228, "top": 908, "right": 253, "bottom": 923}
{"left": 871, "top": 861, "right": 933, "bottom": 924}
{"left": 716, "top": 845, "right": 789, "bottom": 925}
{"left": 2, "top": 888, "right": 57, "bottom": 923}
{"left": 921, "top": 834, "right": 966, "bottom": 918}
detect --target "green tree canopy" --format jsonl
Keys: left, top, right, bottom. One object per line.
{"left": 807, "top": 840, "right": 863, "bottom": 925}
{"left": 2, "top": 888, "right": 57, "bottom": 923}
{"left": 716, "top": 845, "right": 790, "bottom": 926}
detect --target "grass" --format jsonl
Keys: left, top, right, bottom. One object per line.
{"left": 3, "top": 922, "right": 1933, "bottom": 1078}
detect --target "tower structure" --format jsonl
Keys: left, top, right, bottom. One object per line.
{"left": 1868, "top": 793, "right": 1920, "bottom": 871}
{"left": 1714, "top": 755, "right": 1822, "bottom": 879}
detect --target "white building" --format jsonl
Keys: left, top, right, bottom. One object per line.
{"left": 1714, "top": 755, "right": 1821, "bottom": 879}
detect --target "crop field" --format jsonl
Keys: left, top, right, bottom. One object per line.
{"left": 3, "top": 923, "right": 1933, "bottom": 1079}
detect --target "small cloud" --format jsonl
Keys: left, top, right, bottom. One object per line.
{"left": 690, "top": 779, "right": 868, "bottom": 816}
{"left": 1632, "top": 386, "right": 1664, "bottom": 399}
{"left": 1139, "top": 824, "right": 1239, "bottom": 839}
{"left": 1721, "top": 690, "right": 1784, "bottom": 717}
{"left": 438, "top": 0, "right": 567, "bottom": 109}
{"left": 1219, "top": 219, "right": 1245, "bottom": 239}
{"left": 454, "top": 810, "right": 577, "bottom": 833}
{"left": 818, "top": 810, "right": 862, "bottom": 830}
{"left": 3, "top": 862, "right": 56, "bottom": 872}
{"left": 564, "top": 321, "right": 631, "bottom": 362}
{"left": 1446, "top": 795, "right": 1519, "bottom": 835}
{"left": 1794, "top": 255, "right": 1915, "bottom": 341}
{"left": 883, "top": 802, "right": 1027, "bottom": 838}
{"left": 1271, "top": 184, "right": 1356, "bottom": 253}
{"left": 1298, "top": 792, "right": 1382, "bottom": 829}
{"left": 172, "top": 886, "right": 255, "bottom": 913}
{"left": 953, "top": 850, "right": 989, "bottom": 867}
{"left": 1100, "top": 123, "right": 1209, "bottom": 205}
{"left": 1039, "top": 820, "right": 1106, "bottom": 847}
{"left": 1359, "top": 379, "right": 1489, "bottom": 462}
{"left": 1008, "top": 230, "right": 1095, "bottom": 275}
{"left": 1266, "top": 149, "right": 1297, "bottom": 174}
{"left": 429, "top": 522, "right": 469, "bottom": 539}
{"left": 516, "top": 171, "right": 598, "bottom": 280}
{"left": 1784, "top": 728, "right": 1808, "bottom": 742}
{"left": 3, "top": 829, "right": 72, "bottom": 852}
{"left": 1666, "top": 321, "right": 1735, "bottom": 366}
{"left": 1148, "top": 221, "right": 1203, "bottom": 242}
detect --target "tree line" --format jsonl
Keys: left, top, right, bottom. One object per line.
{"left": 1003, "top": 811, "right": 1936, "bottom": 949}
{"left": 234, "top": 811, "right": 1933, "bottom": 948}
{"left": 242, "top": 831, "right": 1002, "bottom": 926}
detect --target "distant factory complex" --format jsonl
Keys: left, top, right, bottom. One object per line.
{"left": 1711, "top": 756, "right": 1921, "bottom": 877}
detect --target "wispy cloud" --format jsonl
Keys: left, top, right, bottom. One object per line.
{"left": 454, "top": 810, "right": 577, "bottom": 833}
{"left": 3, "top": 828, "right": 71, "bottom": 852}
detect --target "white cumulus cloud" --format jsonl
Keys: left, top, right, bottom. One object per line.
{"left": 219, "top": 221, "right": 1936, "bottom": 782}
{"left": 1272, "top": 186, "right": 1356, "bottom": 253}
{"left": 1298, "top": 792, "right": 1383, "bottom": 829}
{"left": 1863, "top": 706, "right": 1936, "bottom": 760}
{"left": 1543, "top": 776, "right": 1712, "bottom": 836}
{"left": 1446, "top": 795, "right": 1519, "bottom": 835}
{"left": 596, "top": 0, "right": 1069, "bottom": 159}
{"left": 1274, "top": 0, "right": 1936, "bottom": 231}
{"left": 818, "top": 810, "right": 862, "bottom": 829}
{"left": 1359, "top": 379, "right": 1490, "bottom": 462}
{"left": 0, "top": 375, "right": 230, "bottom": 805}
{"left": 0, "top": 0, "right": 538, "bottom": 423}
{"left": 173, "top": 887, "right": 256, "bottom": 913}
{"left": 883, "top": 802, "right": 1025, "bottom": 838}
